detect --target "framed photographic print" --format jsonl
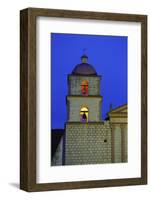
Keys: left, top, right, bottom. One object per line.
{"left": 20, "top": 8, "right": 147, "bottom": 191}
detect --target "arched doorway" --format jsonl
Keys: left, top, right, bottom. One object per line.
{"left": 80, "top": 107, "right": 88, "bottom": 122}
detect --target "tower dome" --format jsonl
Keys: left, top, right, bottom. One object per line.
{"left": 72, "top": 55, "right": 97, "bottom": 75}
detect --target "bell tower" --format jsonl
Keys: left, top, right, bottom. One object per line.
{"left": 64, "top": 55, "right": 112, "bottom": 166}
{"left": 66, "top": 54, "right": 102, "bottom": 122}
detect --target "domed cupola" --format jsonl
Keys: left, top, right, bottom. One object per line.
{"left": 72, "top": 55, "right": 97, "bottom": 76}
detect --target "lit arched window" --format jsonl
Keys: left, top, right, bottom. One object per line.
{"left": 81, "top": 80, "right": 88, "bottom": 96}
{"left": 80, "top": 107, "right": 88, "bottom": 122}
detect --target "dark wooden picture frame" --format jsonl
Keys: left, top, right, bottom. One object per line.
{"left": 20, "top": 7, "right": 147, "bottom": 192}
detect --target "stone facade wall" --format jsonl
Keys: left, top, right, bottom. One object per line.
{"left": 111, "top": 124, "right": 128, "bottom": 163}
{"left": 122, "top": 124, "right": 128, "bottom": 162}
{"left": 65, "top": 122, "right": 112, "bottom": 165}
{"left": 67, "top": 97, "right": 102, "bottom": 122}
{"left": 110, "top": 117, "right": 127, "bottom": 123}
{"left": 113, "top": 125, "right": 122, "bottom": 163}
{"left": 68, "top": 75, "right": 101, "bottom": 96}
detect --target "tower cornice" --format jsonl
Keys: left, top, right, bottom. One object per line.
{"left": 68, "top": 74, "right": 102, "bottom": 79}
{"left": 67, "top": 95, "right": 102, "bottom": 100}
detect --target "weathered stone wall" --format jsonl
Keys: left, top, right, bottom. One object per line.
{"left": 113, "top": 125, "right": 122, "bottom": 163}
{"left": 68, "top": 75, "right": 101, "bottom": 96}
{"left": 111, "top": 124, "right": 128, "bottom": 163}
{"left": 65, "top": 122, "right": 111, "bottom": 165}
{"left": 67, "top": 96, "right": 102, "bottom": 122}
{"left": 124, "top": 125, "right": 128, "bottom": 162}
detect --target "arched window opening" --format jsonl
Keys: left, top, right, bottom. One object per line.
{"left": 80, "top": 107, "right": 88, "bottom": 123}
{"left": 81, "top": 80, "right": 88, "bottom": 96}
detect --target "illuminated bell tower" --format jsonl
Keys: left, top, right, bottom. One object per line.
{"left": 66, "top": 54, "right": 102, "bottom": 123}
{"left": 64, "top": 55, "right": 112, "bottom": 166}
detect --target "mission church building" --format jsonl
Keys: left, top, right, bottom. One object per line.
{"left": 51, "top": 55, "right": 127, "bottom": 166}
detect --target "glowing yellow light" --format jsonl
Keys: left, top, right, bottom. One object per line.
{"left": 80, "top": 106, "right": 88, "bottom": 122}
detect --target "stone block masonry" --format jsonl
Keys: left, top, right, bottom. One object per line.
{"left": 65, "top": 121, "right": 112, "bottom": 165}
{"left": 68, "top": 75, "right": 101, "bottom": 96}
{"left": 67, "top": 96, "right": 102, "bottom": 122}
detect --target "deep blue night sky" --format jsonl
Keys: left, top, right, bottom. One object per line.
{"left": 51, "top": 33, "right": 127, "bottom": 129}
